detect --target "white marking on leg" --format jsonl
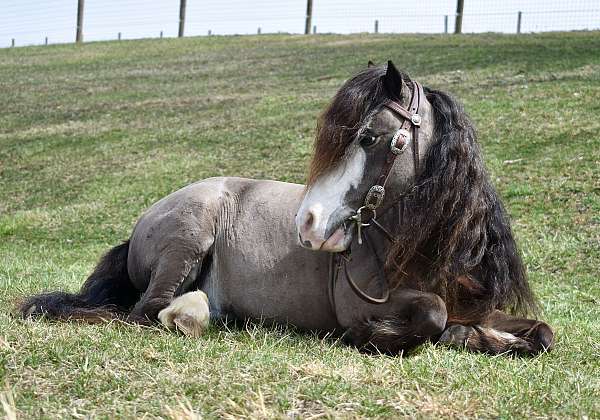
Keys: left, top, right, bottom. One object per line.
{"left": 158, "top": 291, "right": 210, "bottom": 338}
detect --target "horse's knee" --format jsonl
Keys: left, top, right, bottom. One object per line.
{"left": 410, "top": 294, "right": 447, "bottom": 337}
{"left": 158, "top": 291, "right": 210, "bottom": 338}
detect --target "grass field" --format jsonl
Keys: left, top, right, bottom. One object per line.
{"left": 1, "top": 31, "right": 599, "bottom": 418}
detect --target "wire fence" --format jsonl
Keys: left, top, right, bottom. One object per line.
{"left": 1, "top": 0, "right": 599, "bottom": 48}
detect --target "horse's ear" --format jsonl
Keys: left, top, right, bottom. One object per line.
{"left": 367, "top": 60, "right": 376, "bottom": 68}
{"left": 383, "top": 60, "right": 403, "bottom": 100}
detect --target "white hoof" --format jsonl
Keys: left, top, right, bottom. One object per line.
{"left": 158, "top": 291, "right": 210, "bottom": 338}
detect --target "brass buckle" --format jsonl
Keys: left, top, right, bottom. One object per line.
{"left": 390, "top": 129, "right": 410, "bottom": 155}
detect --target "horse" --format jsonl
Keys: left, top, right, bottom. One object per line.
{"left": 19, "top": 61, "right": 554, "bottom": 355}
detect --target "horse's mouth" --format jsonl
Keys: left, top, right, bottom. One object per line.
{"left": 319, "top": 223, "right": 352, "bottom": 252}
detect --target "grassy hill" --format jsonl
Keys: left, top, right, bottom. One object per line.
{"left": 1, "top": 32, "right": 599, "bottom": 418}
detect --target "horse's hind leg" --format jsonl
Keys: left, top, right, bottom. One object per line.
{"left": 485, "top": 310, "right": 554, "bottom": 352}
{"left": 128, "top": 232, "right": 213, "bottom": 326}
{"left": 439, "top": 311, "right": 553, "bottom": 355}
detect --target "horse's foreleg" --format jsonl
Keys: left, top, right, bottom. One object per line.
{"left": 347, "top": 292, "right": 447, "bottom": 355}
{"left": 439, "top": 310, "right": 553, "bottom": 355}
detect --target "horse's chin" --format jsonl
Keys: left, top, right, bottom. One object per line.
{"left": 319, "top": 226, "right": 352, "bottom": 252}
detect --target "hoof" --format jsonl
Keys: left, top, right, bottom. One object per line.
{"left": 158, "top": 291, "right": 210, "bottom": 338}
{"left": 439, "top": 325, "right": 473, "bottom": 347}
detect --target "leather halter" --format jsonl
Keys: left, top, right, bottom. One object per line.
{"left": 329, "top": 80, "right": 425, "bottom": 309}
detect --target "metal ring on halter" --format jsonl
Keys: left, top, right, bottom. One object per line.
{"left": 349, "top": 205, "right": 375, "bottom": 245}
{"left": 349, "top": 206, "right": 375, "bottom": 226}
{"left": 390, "top": 128, "right": 411, "bottom": 155}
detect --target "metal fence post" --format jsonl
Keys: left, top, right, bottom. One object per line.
{"left": 11, "top": 38, "right": 15, "bottom": 47}
{"left": 313, "top": 25, "right": 316, "bottom": 34}
{"left": 374, "top": 20, "right": 379, "bottom": 33}
{"left": 444, "top": 15, "right": 448, "bottom": 33}
{"left": 517, "top": 11, "right": 522, "bottom": 34}
{"left": 257, "top": 27, "right": 261, "bottom": 34}
{"left": 45, "top": 37, "right": 48, "bottom": 45}
{"left": 118, "top": 32, "right": 122, "bottom": 41}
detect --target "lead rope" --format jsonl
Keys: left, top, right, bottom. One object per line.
{"left": 328, "top": 196, "right": 405, "bottom": 311}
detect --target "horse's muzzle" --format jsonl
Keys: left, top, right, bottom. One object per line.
{"left": 298, "top": 224, "right": 351, "bottom": 252}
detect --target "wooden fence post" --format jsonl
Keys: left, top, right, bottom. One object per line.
{"left": 178, "top": 0, "right": 187, "bottom": 37}
{"left": 517, "top": 11, "right": 522, "bottom": 34}
{"left": 444, "top": 15, "right": 448, "bottom": 33}
{"left": 304, "top": 0, "right": 313, "bottom": 34}
{"left": 76, "top": 0, "right": 84, "bottom": 42}
{"left": 11, "top": 38, "right": 15, "bottom": 48}
{"left": 45, "top": 37, "right": 48, "bottom": 45}
{"left": 374, "top": 20, "right": 379, "bottom": 33}
{"left": 454, "top": 0, "right": 464, "bottom": 34}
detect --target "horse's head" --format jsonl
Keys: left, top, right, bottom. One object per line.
{"left": 296, "top": 61, "right": 435, "bottom": 252}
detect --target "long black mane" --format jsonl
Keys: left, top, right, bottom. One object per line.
{"left": 308, "top": 64, "right": 537, "bottom": 323}
{"left": 388, "top": 87, "right": 537, "bottom": 322}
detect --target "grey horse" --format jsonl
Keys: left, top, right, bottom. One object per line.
{"left": 20, "top": 61, "right": 554, "bottom": 355}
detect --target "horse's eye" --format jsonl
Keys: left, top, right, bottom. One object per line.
{"left": 360, "top": 135, "right": 378, "bottom": 148}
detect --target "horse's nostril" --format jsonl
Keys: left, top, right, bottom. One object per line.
{"left": 304, "top": 211, "right": 315, "bottom": 229}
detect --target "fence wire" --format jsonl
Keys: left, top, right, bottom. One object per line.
{"left": 1, "top": 0, "right": 599, "bottom": 48}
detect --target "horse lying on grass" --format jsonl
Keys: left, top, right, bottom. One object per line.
{"left": 20, "top": 61, "right": 554, "bottom": 356}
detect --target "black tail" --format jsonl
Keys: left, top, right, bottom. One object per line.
{"left": 19, "top": 240, "right": 141, "bottom": 322}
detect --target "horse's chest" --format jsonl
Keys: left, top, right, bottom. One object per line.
{"left": 205, "top": 233, "right": 338, "bottom": 330}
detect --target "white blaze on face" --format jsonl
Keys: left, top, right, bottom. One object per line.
{"left": 296, "top": 146, "right": 366, "bottom": 249}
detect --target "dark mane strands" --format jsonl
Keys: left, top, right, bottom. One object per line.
{"left": 307, "top": 66, "right": 412, "bottom": 186}
{"left": 386, "top": 87, "right": 537, "bottom": 323}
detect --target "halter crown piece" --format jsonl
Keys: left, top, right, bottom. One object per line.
{"left": 332, "top": 80, "right": 425, "bottom": 308}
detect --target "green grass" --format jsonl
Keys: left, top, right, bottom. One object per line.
{"left": 1, "top": 32, "right": 599, "bottom": 418}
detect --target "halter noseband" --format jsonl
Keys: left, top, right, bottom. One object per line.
{"left": 330, "top": 80, "right": 425, "bottom": 309}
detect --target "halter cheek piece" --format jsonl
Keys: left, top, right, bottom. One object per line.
{"left": 350, "top": 80, "right": 424, "bottom": 237}
{"left": 330, "top": 81, "right": 425, "bottom": 307}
